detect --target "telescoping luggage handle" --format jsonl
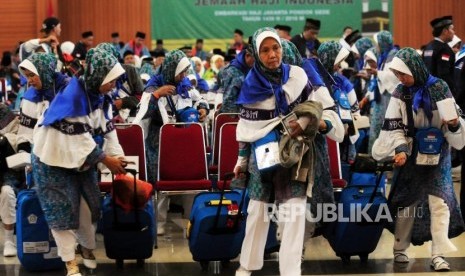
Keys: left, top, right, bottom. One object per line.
{"left": 111, "top": 168, "right": 146, "bottom": 232}
{"left": 211, "top": 172, "right": 248, "bottom": 233}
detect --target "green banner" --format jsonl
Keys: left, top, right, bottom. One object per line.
{"left": 151, "top": 0, "right": 392, "bottom": 50}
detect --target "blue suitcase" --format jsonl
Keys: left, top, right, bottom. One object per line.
{"left": 188, "top": 190, "right": 246, "bottom": 269}
{"left": 325, "top": 159, "right": 393, "bottom": 264}
{"left": 16, "top": 189, "right": 63, "bottom": 271}
{"left": 102, "top": 169, "right": 155, "bottom": 268}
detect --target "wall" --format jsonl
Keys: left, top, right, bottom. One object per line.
{"left": 0, "top": 0, "right": 150, "bottom": 57}
{"left": 393, "top": 0, "right": 465, "bottom": 48}
{"left": 58, "top": 0, "right": 151, "bottom": 50}
{"left": 1, "top": 0, "right": 464, "bottom": 59}
{"left": 0, "top": 0, "right": 56, "bottom": 56}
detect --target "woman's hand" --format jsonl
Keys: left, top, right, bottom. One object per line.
{"left": 393, "top": 152, "right": 407, "bottom": 167}
{"left": 288, "top": 120, "right": 304, "bottom": 138}
{"left": 102, "top": 156, "right": 127, "bottom": 174}
{"left": 359, "top": 97, "right": 369, "bottom": 109}
{"left": 153, "top": 85, "right": 176, "bottom": 98}
{"left": 444, "top": 118, "right": 459, "bottom": 128}
{"left": 366, "top": 67, "right": 378, "bottom": 76}
{"left": 233, "top": 165, "right": 242, "bottom": 179}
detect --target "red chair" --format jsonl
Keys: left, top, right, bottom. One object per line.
{"left": 208, "top": 113, "right": 239, "bottom": 174}
{"left": 216, "top": 122, "right": 239, "bottom": 190}
{"left": 157, "top": 123, "right": 212, "bottom": 191}
{"left": 326, "top": 137, "right": 347, "bottom": 192}
{"left": 99, "top": 124, "right": 147, "bottom": 193}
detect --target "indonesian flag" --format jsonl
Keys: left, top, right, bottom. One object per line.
{"left": 441, "top": 54, "right": 450, "bottom": 61}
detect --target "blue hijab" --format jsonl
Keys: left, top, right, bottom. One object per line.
{"left": 42, "top": 48, "right": 119, "bottom": 126}
{"left": 229, "top": 50, "right": 250, "bottom": 75}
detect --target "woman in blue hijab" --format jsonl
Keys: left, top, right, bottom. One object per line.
{"left": 32, "top": 48, "right": 127, "bottom": 276}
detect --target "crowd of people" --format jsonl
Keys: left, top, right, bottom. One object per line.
{"left": 0, "top": 13, "right": 464, "bottom": 276}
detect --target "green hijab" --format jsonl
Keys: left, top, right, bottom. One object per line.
{"left": 160, "top": 50, "right": 187, "bottom": 84}
{"left": 84, "top": 48, "right": 119, "bottom": 92}
{"left": 25, "top": 53, "right": 57, "bottom": 90}
{"left": 317, "top": 40, "right": 342, "bottom": 73}
{"left": 281, "top": 39, "right": 303, "bottom": 66}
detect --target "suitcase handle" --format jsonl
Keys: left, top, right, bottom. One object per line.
{"left": 212, "top": 172, "right": 248, "bottom": 232}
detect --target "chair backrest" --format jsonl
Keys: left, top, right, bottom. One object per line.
{"left": 158, "top": 123, "right": 209, "bottom": 181}
{"left": 211, "top": 113, "right": 239, "bottom": 165}
{"left": 217, "top": 122, "right": 238, "bottom": 182}
{"left": 115, "top": 124, "right": 147, "bottom": 181}
{"left": 326, "top": 136, "right": 342, "bottom": 180}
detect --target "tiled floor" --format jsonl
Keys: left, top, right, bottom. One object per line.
{"left": 1, "top": 178, "right": 464, "bottom": 275}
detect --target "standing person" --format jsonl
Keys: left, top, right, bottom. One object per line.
{"left": 280, "top": 39, "right": 344, "bottom": 242}
{"left": 317, "top": 41, "right": 360, "bottom": 163}
{"left": 234, "top": 27, "right": 333, "bottom": 276}
{"left": 95, "top": 43, "right": 143, "bottom": 121}
{"left": 275, "top": 25, "right": 292, "bottom": 41}
{"left": 192, "top": 39, "right": 208, "bottom": 61}
{"left": 154, "top": 39, "right": 168, "bottom": 54}
{"left": 456, "top": 43, "right": 465, "bottom": 223}
{"left": 122, "top": 32, "right": 150, "bottom": 57}
{"left": 218, "top": 46, "right": 255, "bottom": 114}
{"left": 422, "top": 15, "right": 456, "bottom": 97}
{"left": 72, "top": 31, "right": 94, "bottom": 61}
{"left": 19, "top": 17, "right": 63, "bottom": 70}
{"left": 230, "top": 29, "right": 247, "bottom": 55}
{"left": 361, "top": 31, "right": 400, "bottom": 154}
{"left": 448, "top": 35, "right": 461, "bottom": 55}
{"left": 0, "top": 104, "right": 22, "bottom": 257}
{"left": 372, "top": 47, "right": 465, "bottom": 271}
{"left": 16, "top": 53, "right": 69, "bottom": 153}
{"left": 110, "top": 32, "right": 124, "bottom": 57}
{"left": 133, "top": 50, "right": 208, "bottom": 235}
{"left": 351, "top": 37, "right": 374, "bottom": 100}
{"left": 290, "top": 18, "right": 321, "bottom": 58}
{"left": 32, "top": 48, "right": 127, "bottom": 276}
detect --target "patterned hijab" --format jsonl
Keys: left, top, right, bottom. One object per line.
{"left": 354, "top": 37, "right": 374, "bottom": 59}
{"left": 21, "top": 53, "right": 57, "bottom": 90}
{"left": 317, "top": 41, "right": 341, "bottom": 73}
{"left": 84, "top": 48, "right": 119, "bottom": 92}
{"left": 160, "top": 50, "right": 188, "bottom": 85}
{"left": 281, "top": 39, "right": 303, "bottom": 66}
{"left": 96, "top": 42, "right": 121, "bottom": 60}
{"left": 394, "top": 47, "right": 446, "bottom": 121}
{"left": 375, "top": 31, "right": 397, "bottom": 68}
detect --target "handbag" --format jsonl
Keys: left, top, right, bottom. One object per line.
{"left": 112, "top": 173, "right": 153, "bottom": 212}
{"left": 333, "top": 87, "right": 353, "bottom": 124}
{"left": 415, "top": 127, "right": 444, "bottom": 166}
{"left": 252, "top": 130, "right": 281, "bottom": 172}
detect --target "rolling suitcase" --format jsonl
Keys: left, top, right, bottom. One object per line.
{"left": 188, "top": 173, "right": 246, "bottom": 271}
{"left": 102, "top": 169, "right": 155, "bottom": 268}
{"left": 16, "top": 170, "right": 63, "bottom": 271}
{"left": 325, "top": 157, "right": 394, "bottom": 264}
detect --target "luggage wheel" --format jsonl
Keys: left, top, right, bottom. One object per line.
{"left": 200, "top": 261, "right": 209, "bottom": 271}
{"left": 221, "top": 260, "right": 230, "bottom": 268}
{"left": 137, "top": 259, "right": 145, "bottom": 267}
{"left": 116, "top": 259, "right": 124, "bottom": 269}
{"left": 359, "top": 254, "right": 368, "bottom": 264}
{"left": 340, "top": 254, "right": 351, "bottom": 265}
